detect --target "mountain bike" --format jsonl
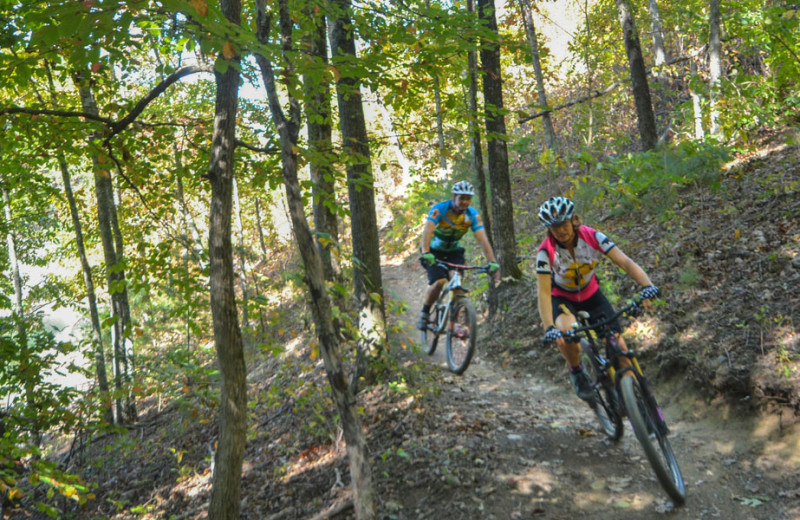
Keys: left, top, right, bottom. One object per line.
{"left": 563, "top": 297, "right": 687, "bottom": 505}
{"left": 420, "top": 261, "right": 489, "bottom": 375}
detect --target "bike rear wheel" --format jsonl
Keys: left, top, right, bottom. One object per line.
{"left": 582, "top": 343, "right": 623, "bottom": 441}
{"left": 620, "top": 375, "right": 686, "bottom": 504}
{"left": 446, "top": 298, "right": 477, "bottom": 374}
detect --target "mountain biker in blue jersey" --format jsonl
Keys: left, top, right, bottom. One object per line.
{"left": 535, "top": 196, "right": 660, "bottom": 401}
{"left": 417, "top": 181, "right": 500, "bottom": 330}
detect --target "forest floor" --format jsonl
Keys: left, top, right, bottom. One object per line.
{"left": 11, "top": 128, "right": 798, "bottom": 520}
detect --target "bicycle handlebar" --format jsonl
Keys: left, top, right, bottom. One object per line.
{"left": 561, "top": 297, "right": 647, "bottom": 343}
{"left": 433, "top": 260, "right": 491, "bottom": 273}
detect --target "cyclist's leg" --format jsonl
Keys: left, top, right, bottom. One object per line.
{"left": 553, "top": 297, "right": 593, "bottom": 400}
{"left": 418, "top": 251, "right": 451, "bottom": 329}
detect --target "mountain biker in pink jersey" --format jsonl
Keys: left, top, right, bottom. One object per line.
{"left": 535, "top": 196, "right": 660, "bottom": 400}
{"left": 417, "top": 181, "right": 499, "bottom": 330}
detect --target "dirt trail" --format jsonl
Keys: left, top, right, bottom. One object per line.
{"left": 380, "top": 256, "right": 800, "bottom": 520}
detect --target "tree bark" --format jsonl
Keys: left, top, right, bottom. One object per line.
{"left": 690, "top": 59, "right": 705, "bottom": 139}
{"left": 207, "top": 1, "right": 247, "bottom": 519}
{"left": 303, "top": 5, "right": 340, "bottom": 283}
{"left": 467, "top": 0, "right": 497, "bottom": 315}
{"left": 518, "top": 0, "right": 558, "bottom": 152}
{"left": 615, "top": 0, "right": 658, "bottom": 151}
{"left": 647, "top": 0, "right": 668, "bottom": 69}
{"left": 329, "top": 0, "right": 387, "bottom": 379}
{"left": 477, "top": 0, "right": 521, "bottom": 280}
{"left": 75, "top": 76, "right": 136, "bottom": 424}
{"left": 57, "top": 155, "right": 114, "bottom": 423}
{"left": 232, "top": 178, "right": 250, "bottom": 333}
{"left": 44, "top": 62, "right": 114, "bottom": 422}
{"left": 1, "top": 183, "right": 39, "bottom": 446}
{"left": 255, "top": 0, "right": 377, "bottom": 517}
{"left": 709, "top": 0, "right": 722, "bottom": 136}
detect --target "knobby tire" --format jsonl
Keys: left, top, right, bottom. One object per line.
{"left": 446, "top": 298, "right": 477, "bottom": 375}
{"left": 421, "top": 310, "right": 440, "bottom": 356}
{"left": 620, "top": 375, "right": 687, "bottom": 504}
{"left": 581, "top": 344, "right": 623, "bottom": 441}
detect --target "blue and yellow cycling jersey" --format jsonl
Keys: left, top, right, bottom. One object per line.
{"left": 426, "top": 200, "right": 485, "bottom": 252}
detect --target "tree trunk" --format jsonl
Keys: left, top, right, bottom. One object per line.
{"left": 303, "top": 6, "right": 340, "bottom": 283}
{"left": 615, "top": 0, "right": 658, "bottom": 151}
{"left": 329, "top": 0, "right": 387, "bottom": 381}
{"left": 255, "top": 0, "right": 377, "bottom": 517}
{"left": 433, "top": 74, "right": 447, "bottom": 172}
{"left": 467, "top": 0, "right": 497, "bottom": 315}
{"left": 108, "top": 166, "right": 136, "bottom": 421}
{"left": 709, "top": 0, "right": 722, "bottom": 136}
{"left": 254, "top": 197, "right": 269, "bottom": 259}
{"left": 1, "top": 184, "right": 39, "bottom": 446}
{"left": 518, "top": 0, "right": 558, "bottom": 152}
{"left": 57, "top": 155, "right": 114, "bottom": 423}
{"left": 232, "top": 178, "right": 250, "bottom": 333}
{"left": 45, "top": 62, "right": 113, "bottom": 422}
{"left": 477, "top": 0, "right": 521, "bottom": 280}
{"left": 207, "top": 2, "right": 247, "bottom": 520}
{"left": 75, "top": 76, "right": 136, "bottom": 424}
{"left": 647, "top": 0, "right": 668, "bottom": 69}
{"left": 690, "top": 59, "right": 705, "bottom": 139}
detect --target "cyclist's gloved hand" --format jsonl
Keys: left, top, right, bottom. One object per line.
{"left": 543, "top": 326, "right": 563, "bottom": 344}
{"left": 420, "top": 252, "right": 435, "bottom": 268}
{"left": 640, "top": 285, "right": 660, "bottom": 301}
{"left": 487, "top": 262, "right": 499, "bottom": 274}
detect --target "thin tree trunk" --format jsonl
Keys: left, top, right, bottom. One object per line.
{"left": 1, "top": 184, "right": 39, "bottom": 446}
{"left": 615, "top": 0, "right": 658, "bottom": 151}
{"left": 647, "top": 0, "right": 668, "bottom": 70}
{"left": 75, "top": 76, "right": 133, "bottom": 424}
{"left": 518, "top": 0, "right": 558, "bottom": 152}
{"left": 232, "top": 178, "right": 250, "bottom": 333}
{"left": 477, "top": 0, "right": 521, "bottom": 280}
{"left": 467, "top": 0, "right": 497, "bottom": 315}
{"left": 709, "top": 0, "right": 722, "bottom": 136}
{"left": 46, "top": 63, "right": 113, "bottom": 423}
{"left": 206, "top": 2, "right": 247, "bottom": 520}
{"left": 57, "top": 157, "right": 114, "bottom": 423}
{"left": 425, "top": 0, "right": 448, "bottom": 173}
{"left": 304, "top": 6, "right": 340, "bottom": 283}
{"left": 690, "top": 59, "right": 705, "bottom": 139}
{"left": 329, "top": 0, "right": 387, "bottom": 379}
{"left": 254, "top": 197, "right": 269, "bottom": 259}
{"left": 255, "top": 0, "right": 376, "bottom": 517}
{"left": 433, "top": 75, "right": 447, "bottom": 172}
{"left": 108, "top": 164, "right": 136, "bottom": 421}
{"left": 583, "top": 0, "right": 595, "bottom": 149}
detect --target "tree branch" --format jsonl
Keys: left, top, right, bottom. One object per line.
{"left": 2, "top": 65, "right": 214, "bottom": 138}
{"left": 108, "top": 64, "right": 215, "bottom": 137}
{"left": 0, "top": 106, "right": 115, "bottom": 126}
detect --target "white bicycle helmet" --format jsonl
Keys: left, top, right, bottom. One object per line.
{"left": 452, "top": 181, "right": 475, "bottom": 196}
{"left": 538, "top": 196, "right": 575, "bottom": 226}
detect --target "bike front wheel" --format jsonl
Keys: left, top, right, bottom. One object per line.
{"left": 620, "top": 375, "right": 686, "bottom": 504}
{"left": 581, "top": 343, "right": 623, "bottom": 441}
{"left": 446, "top": 298, "right": 477, "bottom": 375}
{"left": 421, "top": 315, "right": 440, "bottom": 356}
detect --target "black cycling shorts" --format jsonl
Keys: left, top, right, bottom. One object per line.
{"left": 425, "top": 248, "right": 466, "bottom": 285}
{"left": 552, "top": 289, "right": 622, "bottom": 333}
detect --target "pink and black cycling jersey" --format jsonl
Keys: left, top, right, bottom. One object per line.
{"left": 535, "top": 225, "right": 616, "bottom": 302}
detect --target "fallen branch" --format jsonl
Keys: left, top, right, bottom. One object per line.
{"left": 306, "top": 499, "right": 354, "bottom": 520}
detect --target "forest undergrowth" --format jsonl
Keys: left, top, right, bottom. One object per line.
{"left": 14, "top": 125, "right": 800, "bottom": 520}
